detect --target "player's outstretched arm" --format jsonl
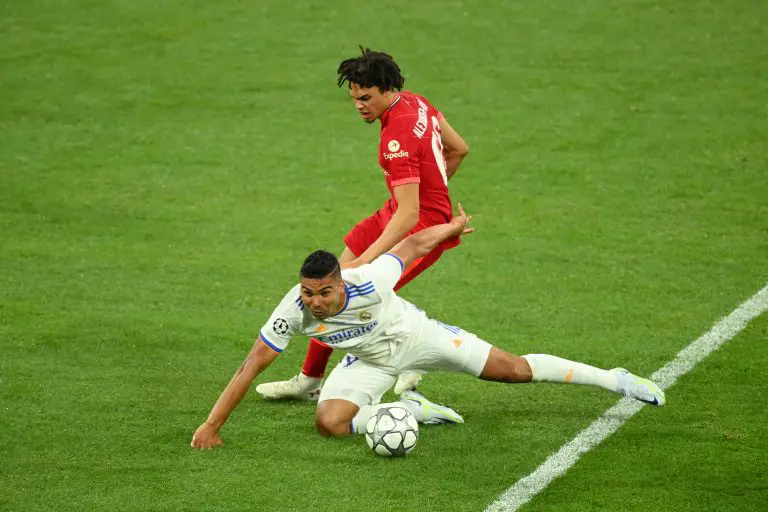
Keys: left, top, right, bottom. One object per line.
{"left": 440, "top": 116, "right": 469, "bottom": 180}
{"left": 191, "top": 336, "right": 280, "bottom": 449}
{"left": 389, "top": 203, "right": 473, "bottom": 270}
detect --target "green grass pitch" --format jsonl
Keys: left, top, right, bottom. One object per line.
{"left": 1, "top": 0, "right": 766, "bottom": 510}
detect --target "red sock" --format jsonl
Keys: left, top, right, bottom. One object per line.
{"left": 301, "top": 338, "right": 334, "bottom": 378}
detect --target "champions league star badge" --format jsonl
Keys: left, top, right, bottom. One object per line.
{"left": 358, "top": 311, "right": 372, "bottom": 322}
{"left": 272, "top": 318, "right": 290, "bottom": 335}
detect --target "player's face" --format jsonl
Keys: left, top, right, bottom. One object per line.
{"left": 300, "top": 276, "right": 346, "bottom": 319}
{"left": 348, "top": 83, "right": 394, "bottom": 123}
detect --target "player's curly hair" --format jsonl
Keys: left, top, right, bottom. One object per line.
{"left": 300, "top": 250, "right": 341, "bottom": 279}
{"left": 337, "top": 47, "right": 405, "bottom": 92}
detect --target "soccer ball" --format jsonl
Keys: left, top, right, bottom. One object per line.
{"left": 365, "top": 405, "right": 419, "bottom": 457}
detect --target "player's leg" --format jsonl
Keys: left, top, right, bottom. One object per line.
{"left": 482, "top": 351, "right": 665, "bottom": 406}
{"left": 314, "top": 354, "right": 396, "bottom": 436}
{"left": 315, "top": 354, "right": 462, "bottom": 436}
{"left": 315, "top": 399, "right": 360, "bottom": 437}
{"left": 402, "top": 319, "right": 665, "bottom": 406}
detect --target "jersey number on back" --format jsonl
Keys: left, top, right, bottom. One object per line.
{"left": 430, "top": 116, "right": 448, "bottom": 186}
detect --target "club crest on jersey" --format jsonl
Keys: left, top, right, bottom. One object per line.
{"left": 358, "top": 311, "right": 372, "bottom": 322}
{"left": 315, "top": 321, "right": 379, "bottom": 344}
{"left": 387, "top": 140, "right": 400, "bottom": 152}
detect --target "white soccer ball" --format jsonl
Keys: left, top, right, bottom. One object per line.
{"left": 364, "top": 405, "right": 419, "bottom": 457}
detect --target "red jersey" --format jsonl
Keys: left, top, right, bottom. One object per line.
{"left": 378, "top": 92, "right": 453, "bottom": 227}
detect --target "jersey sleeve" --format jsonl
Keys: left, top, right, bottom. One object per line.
{"left": 382, "top": 124, "right": 423, "bottom": 187}
{"left": 258, "top": 285, "right": 303, "bottom": 353}
{"left": 365, "top": 253, "right": 405, "bottom": 292}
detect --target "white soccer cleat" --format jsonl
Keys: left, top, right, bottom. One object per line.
{"left": 394, "top": 371, "right": 424, "bottom": 394}
{"left": 399, "top": 389, "right": 464, "bottom": 425}
{"left": 612, "top": 368, "right": 666, "bottom": 406}
{"left": 255, "top": 374, "right": 322, "bottom": 401}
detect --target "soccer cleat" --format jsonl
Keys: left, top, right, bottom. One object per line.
{"left": 394, "top": 371, "right": 424, "bottom": 394}
{"left": 399, "top": 389, "right": 464, "bottom": 425}
{"left": 255, "top": 374, "right": 322, "bottom": 401}
{"left": 611, "top": 368, "right": 666, "bottom": 406}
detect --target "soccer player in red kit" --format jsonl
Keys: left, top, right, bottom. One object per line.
{"left": 256, "top": 48, "right": 470, "bottom": 400}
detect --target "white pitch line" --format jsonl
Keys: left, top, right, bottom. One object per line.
{"left": 485, "top": 283, "right": 768, "bottom": 512}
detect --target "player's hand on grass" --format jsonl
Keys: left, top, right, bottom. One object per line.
{"left": 191, "top": 421, "right": 224, "bottom": 449}
{"left": 450, "top": 202, "right": 474, "bottom": 236}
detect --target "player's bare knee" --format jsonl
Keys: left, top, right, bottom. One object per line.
{"left": 512, "top": 354, "right": 533, "bottom": 382}
{"left": 481, "top": 347, "right": 533, "bottom": 383}
{"left": 315, "top": 417, "right": 335, "bottom": 437}
{"left": 315, "top": 401, "right": 355, "bottom": 437}
{"left": 315, "top": 411, "right": 343, "bottom": 437}
{"left": 498, "top": 351, "right": 532, "bottom": 382}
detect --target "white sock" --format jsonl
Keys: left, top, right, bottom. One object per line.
{"left": 522, "top": 354, "right": 619, "bottom": 393}
{"left": 351, "top": 402, "right": 418, "bottom": 434}
{"left": 351, "top": 405, "right": 376, "bottom": 435}
{"left": 298, "top": 373, "right": 321, "bottom": 386}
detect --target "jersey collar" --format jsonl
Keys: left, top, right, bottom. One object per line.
{"left": 330, "top": 284, "right": 351, "bottom": 317}
{"left": 380, "top": 93, "right": 402, "bottom": 126}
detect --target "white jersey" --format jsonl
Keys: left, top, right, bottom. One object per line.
{"left": 259, "top": 253, "right": 428, "bottom": 366}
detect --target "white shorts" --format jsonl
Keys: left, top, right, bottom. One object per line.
{"left": 318, "top": 318, "right": 493, "bottom": 407}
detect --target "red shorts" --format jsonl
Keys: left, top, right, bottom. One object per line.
{"left": 343, "top": 206, "right": 460, "bottom": 291}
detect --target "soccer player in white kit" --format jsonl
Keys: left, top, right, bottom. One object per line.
{"left": 191, "top": 205, "right": 665, "bottom": 447}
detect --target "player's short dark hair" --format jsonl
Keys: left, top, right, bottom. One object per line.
{"left": 300, "top": 250, "right": 341, "bottom": 280}
{"left": 337, "top": 47, "right": 405, "bottom": 92}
